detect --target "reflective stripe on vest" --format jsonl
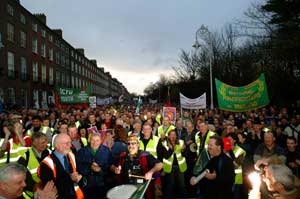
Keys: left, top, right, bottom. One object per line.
{"left": 162, "top": 139, "right": 187, "bottom": 173}
{"left": 38, "top": 153, "right": 84, "bottom": 199}
{"left": 158, "top": 125, "right": 175, "bottom": 138}
{"left": 233, "top": 145, "right": 246, "bottom": 184}
{"left": 195, "top": 131, "right": 216, "bottom": 156}
{"left": 139, "top": 136, "right": 159, "bottom": 158}
{"left": 0, "top": 139, "right": 28, "bottom": 166}
{"left": 24, "top": 148, "right": 41, "bottom": 183}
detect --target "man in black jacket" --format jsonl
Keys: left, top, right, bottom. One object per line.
{"left": 198, "top": 135, "right": 235, "bottom": 199}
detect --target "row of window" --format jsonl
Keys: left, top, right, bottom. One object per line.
{"left": 7, "top": 51, "right": 104, "bottom": 89}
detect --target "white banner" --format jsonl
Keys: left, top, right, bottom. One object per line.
{"left": 180, "top": 92, "right": 206, "bottom": 109}
{"left": 89, "top": 96, "right": 97, "bottom": 108}
{"left": 149, "top": 99, "right": 157, "bottom": 104}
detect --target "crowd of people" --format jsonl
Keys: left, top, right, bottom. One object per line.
{"left": 0, "top": 104, "right": 300, "bottom": 199}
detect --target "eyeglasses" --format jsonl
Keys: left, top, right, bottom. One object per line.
{"left": 127, "top": 142, "right": 137, "bottom": 146}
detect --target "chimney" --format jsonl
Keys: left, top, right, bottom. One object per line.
{"left": 90, "top": 59, "right": 97, "bottom": 66}
{"left": 76, "top": 48, "right": 85, "bottom": 55}
{"left": 52, "top": 29, "right": 63, "bottom": 38}
{"left": 34, "top": 13, "right": 47, "bottom": 24}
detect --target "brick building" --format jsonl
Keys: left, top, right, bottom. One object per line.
{"left": 0, "top": 0, "right": 129, "bottom": 108}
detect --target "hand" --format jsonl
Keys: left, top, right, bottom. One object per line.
{"left": 91, "top": 162, "right": 101, "bottom": 172}
{"left": 3, "top": 127, "right": 11, "bottom": 137}
{"left": 288, "top": 162, "right": 298, "bottom": 168}
{"left": 254, "top": 158, "right": 270, "bottom": 171}
{"left": 70, "top": 172, "right": 82, "bottom": 183}
{"left": 114, "top": 165, "right": 121, "bottom": 174}
{"left": 205, "top": 170, "right": 216, "bottom": 180}
{"left": 190, "top": 176, "right": 197, "bottom": 185}
{"left": 144, "top": 170, "right": 153, "bottom": 180}
{"left": 186, "top": 140, "right": 193, "bottom": 145}
{"left": 14, "top": 122, "right": 24, "bottom": 136}
{"left": 36, "top": 180, "right": 57, "bottom": 199}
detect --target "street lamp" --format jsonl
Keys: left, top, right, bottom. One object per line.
{"left": 192, "top": 25, "right": 214, "bottom": 110}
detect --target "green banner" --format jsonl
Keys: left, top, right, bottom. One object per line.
{"left": 57, "top": 86, "right": 91, "bottom": 104}
{"left": 215, "top": 73, "right": 269, "bottom": 112}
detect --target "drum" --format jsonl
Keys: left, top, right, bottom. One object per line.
{"left": 107, "top": 184, "right": 138, "bottom": 199}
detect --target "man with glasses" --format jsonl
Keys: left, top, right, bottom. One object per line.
{"left": 115, "top": 135, "right": 163, "bottom": 199}
{"left": 38, "top": 133, "right": 85, "bottom": 199}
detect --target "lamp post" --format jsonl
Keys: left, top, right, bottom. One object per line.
{"left": 192, "top": 25, "right": 214, "bottom": 110}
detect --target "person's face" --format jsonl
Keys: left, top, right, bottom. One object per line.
{"left": 32, "top": 119, "right": 41, "bottom": 128}
{"left": 143, "top": 125, "right": 152, "bottom": 138}
{"left": 80, "top": 129, "right": 87, "bottom": 137}
{"left": 176, "top": 120, "right": 183, "bottom": 129}
{"left": 59, "top": 124, "right": 68, "bottom": 134}
{"left": 163, "top": 117, "right": 170, "bottom": 126}
{"left": 186, "top": 121, "right": 194, "bottom": 132}
{"left": 168, "top": 131, "right": 177, "bottom": 143}
{"left": 0, "top": 173, "right": 26, "bottom": 198}
{"left": 89, "top": 115, "right": 96, "bottom": 123}
{"left": 33, "top": 137, "right": 48, "bottom": 153}
{"left": 90, "top": 135, "right": 101, "bottom": 150}
{"left": 134, "top": 123, "right": 142, "bottom": 132}
{"left": 264, "top": 132, "right": 275, "bottom": 147}
{"left": 101, "top": 123, "right": 107, "bottom": 130}
{"left": 207, "top": 138, "right": 221, "bottom": 157}
{"left": 228, "top": 136, "right": 235, "bottom": 146}
{"left": 287, "top": 139, "right": 297, "bottom": 151}
{"left": 127, "top": 141, "right": 139, "bottom": 155}
{"left": 55, "top": 135, "right": 72, "bottom": 155}
{"left": 42, "top": 120, "right": 49, "bottom": 127}
{"left": 68, "top": 127, "right": 78, "bottom": 139}
{"left": 199, "top": 123, "right": 208, "bottom": 133}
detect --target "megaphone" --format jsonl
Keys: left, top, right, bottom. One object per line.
{"left": 189, "top": 143, "right": 197, "bottom": 153}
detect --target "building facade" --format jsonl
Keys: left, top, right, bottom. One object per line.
{"left": 0, "top": 0, "right": 129, "bottom": 108}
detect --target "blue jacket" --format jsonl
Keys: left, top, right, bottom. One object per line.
{"left": 76, "top": 145, "right": 112, "bottom": 187}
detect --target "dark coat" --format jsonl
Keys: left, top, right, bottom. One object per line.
{"left": 39, "top": 153, "right": 78, "bottom": 199}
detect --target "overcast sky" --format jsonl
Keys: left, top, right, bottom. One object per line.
{"left": 21, "top": 0, "right": 262, "bottom": 95}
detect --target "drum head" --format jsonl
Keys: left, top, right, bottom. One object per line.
{"left": 107, "top": 184, "right": 137, "bottom": 199}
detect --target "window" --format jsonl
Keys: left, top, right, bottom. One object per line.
{"left": 7, "top": 52, "right": 15, "bottom": 78}
{"left": 20, "top": 57, "right": 27, "bottom": 80}
{"left": 32, "top": 23, "right": 38, "bottom": 32}
{"left": 41, "top": 43, "right": 46, "bottom": 57}
{"left": 61, "top": 72, "right": 65, "bottom": 85}
{"left": 71, "top": 76, "right": 74, "bottom": 87}
{"left": 32, "top": 62, "right": 38, "bottom": 82}
{"left": 55, "top": 52, "right": 60, "bottom": 64}
{"left": 41, "top": 29, "right": 46, "bottom": 38}
{"left": 33, "top": 90, "right": 39, "bottom": 106}
{"left": 49, "top": 34, "right": 53, "bottom": 42}
{"left": 49, "top": 48, "right": 53, "bottom": 61}
{"left": 32, "top": 38, "right": 38, "bottom": 54}
{"left": 7, "top": 23, "right": 14, "bottom": 42}
{"left": 41, "top": 64, "right": 46, "bottom": 83}
{"left": 7, "top": 88, "right": 15, "bottom": 105}
{"left": 20, "top": 31, "right": 26, "bottom": 48}
{"left": 7, "top": 4, "right": 14, "bottom": 16}
{"left": 20, "top": 89, "right": 27, "bottom": 108}
{"left": 49, "top": 67, "right": 53, "bottom": 85}
{"left": 20, "top": 14, "right": 26, "bottom": 24}
{"left": 56, "top": 71, "right": 60, "bottom": 85}
{"left": 71, "top": 61, "right": 74, "bottom": 71}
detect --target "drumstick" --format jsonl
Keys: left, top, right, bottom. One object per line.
{"left": 128, "top": 174, "right": 146, "bottom": 179}
{"left": 128, "top": 173, "right": 155, "bottom": 180}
